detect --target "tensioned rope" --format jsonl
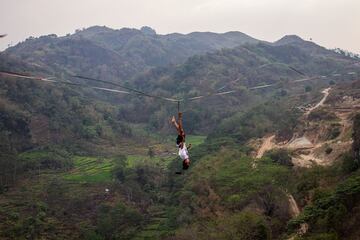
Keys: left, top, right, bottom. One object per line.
{"left": 72, "top": 62, "right": 308, "bottom": 102}
{"left": 188, "top": 62, "right": 309, "bottom": 101}
{"left": 71, "top": 75, "right": 179, "bottom": 102}
{"left": 185, "top": 61, "right": 359, "bottom": 102}
{"left": 0, "top": 62, "right": 358, "bottom": 104}
{"left": 0, "top": 68, "right": 299, "bottom": 103}
{"left": 0, "top": 70, "right": 179, "bottom": 102}
{"left": 0, "top": 70, "right": 131, "bottom": 95}
{"left": 216, "top": 62, "right": 307, "bottom": 92}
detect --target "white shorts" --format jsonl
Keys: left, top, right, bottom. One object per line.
{"left": 178, "top": 143, "right": 189, "bottom": 160}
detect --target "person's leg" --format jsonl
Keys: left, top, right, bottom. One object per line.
{"left": 177, "top": 112, "right": 185, "bottom": 139}
{"left": 171, "top": 116, "right": 182, "bottom": 135}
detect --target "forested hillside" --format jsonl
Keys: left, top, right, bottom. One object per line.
{"left": 3, "top": 26, "right": 259, "bottom": 83}
{"left": 1, "top": 27, "right": 360, "bottom": 240}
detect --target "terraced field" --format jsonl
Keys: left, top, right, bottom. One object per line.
{"left": 186, "top": 135, "right": 206, "bottom": 147}
{"left": 131, "top": 205, "right": 169, "bottom": 240}
{"left": 63, "top": 156, "right": 115, "bottom": 183}
{"left": 1, "top": 135, "right": 207, "bottom": 239}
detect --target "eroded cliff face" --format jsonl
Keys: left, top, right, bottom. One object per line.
{"left": 252, "top": 87, "right": 359, "bottom": 168}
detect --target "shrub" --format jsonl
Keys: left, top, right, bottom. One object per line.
{"left": 112, "top": 154, "right": 127, "bottom": 182}
{"left": 305, "top": 85, "right": 312, "bottom": 92}
{"left": 329, "top": 127, "right": 341, "bottom": 140}
{"left": 289, "top": 175, "right": 360, "bottom": 235}
{"left": 19, "top": 147, "right": 73, "bottom": 171}
{"left": 81, "top": 125, "right": 98, "bottom": 139}
{"left": 308, "top": 109, "right": 337, "bottom": 121}
{"left": 216, "top": 212, "right": 271, "bottom": 240}
{"left": 325, "top": 147, "right": 333, "bottom": 154}
{"left": 96, "top": 203, "right": 143, "bottom": 239}
{"left": 46, "top": 178, "right": 67, "bottom": 203}
{"left": 300, "top": 232, "right": 339, "bottom": 240}
{"left": 265, "top": 149, "right": 293, "bottom": 167}
{"left": 342, "top": 153, "right": 359, "bottom": 173}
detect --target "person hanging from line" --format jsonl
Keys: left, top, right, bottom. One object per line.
{"left": 171, "top": 112, "right": 191, "bottom": 171}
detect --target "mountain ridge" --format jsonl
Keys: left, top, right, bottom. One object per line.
{"left": 1, "top": 26, "right": 360, "bottom": 240}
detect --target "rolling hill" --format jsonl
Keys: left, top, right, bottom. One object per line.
{"left": 1, "top": 26, "right": 360, "bottom": 240}
{"left": 2, "top": 26, "right": 259, "bottom": 83}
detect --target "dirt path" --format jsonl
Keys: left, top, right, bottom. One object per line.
{"left": 253, "top": 135, "right": 275, "bottom": 168}
{"left": 255, "top": 88, "right": 332, "bottom": 162}
{"left": 252, "top": 88, "right": 341, "bottom": 239}
{"left": 305, "top": 87, "right": 331, "bottom": 115}
{"left": 253, "top": 86, "right": 354, "bottom": 169}
{"left": 256, "top": 135, "right": 275, "bottom": 159}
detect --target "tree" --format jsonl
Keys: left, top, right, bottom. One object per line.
{"left": 148, "top": 147, "right": 155, "bottom": 158}
{"left": 96, "top": 203, "right": 143, "bottom": 239}
{"left": 0, "top": 131, "right": 18, "bottom": 189}
{"left": 353, "top": 114, "right": 360, "bottom": 164}
{"left": 112, "top": 155, "right": 127, "bottom": 182}
{"left": 305, "top": 85, "right": 312, "bottom": 92}
{"left": 265, "top": 149, "right": 293, "bottom": 167}
{"left": 46, "top": 178, "right": 67, "bottom": 204}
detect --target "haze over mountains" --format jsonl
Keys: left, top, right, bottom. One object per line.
{"left": 1, "top": 26, "right": 358, "bottom": 137}
{"left": 1, "top": 25, "right": 359, "bottom": 146}
{"left": 2, "top": 26, "right": 259, "bottom": 79}
{"left": 0, "top": 26, "right": 360, "bottom": 240}
{"left": 1, "top": 26, "right": 357, "bottom": 91}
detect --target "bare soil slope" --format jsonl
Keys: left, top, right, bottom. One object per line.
{"left": 254, "top": 85, "right": 359, "bottom": 167}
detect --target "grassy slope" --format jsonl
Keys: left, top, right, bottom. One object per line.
{"left": 63, "top": 156, "right": 114, "bottom": 183}
{"left": 0, "top": 135, "right": 206, "bottom": 239}
{"left": 186, "top": 135, "right": 207, "bottom": 147}
{"left": 130, "top": 135, "right": 206, "bottom": 240}
{"left": 164, "top": 142, "right": 295, "bottom": 239}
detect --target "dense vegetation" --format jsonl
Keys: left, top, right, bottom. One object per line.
{"left": 1, "top": 27, "right": 360, "bottom": 239}
{"left": 4, "top": 26, "right": 259, "bottom": 83}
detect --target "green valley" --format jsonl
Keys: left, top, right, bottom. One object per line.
{"left": 1, "top": 21, "right": 360, "bottom": 240}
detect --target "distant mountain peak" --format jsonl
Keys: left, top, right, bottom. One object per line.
{"left": 140, "top": 26, "right": 156, "bottom": 35}
{"left": 80, "top": 25, "right": 111, "bottom": 33}
{"left": 275, "top": 35, "right": 305, "bottom": 45}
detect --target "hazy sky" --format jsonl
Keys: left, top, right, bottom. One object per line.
{"left": 1, "top": 0, "right": 359, "bottom": 53}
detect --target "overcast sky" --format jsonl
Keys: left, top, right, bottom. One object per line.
{"left": 0, "top": 0, "right": 359, "bottom": 53}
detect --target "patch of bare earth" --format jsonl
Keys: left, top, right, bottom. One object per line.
{"left": 252, "top": 87, "right": 359, "bottom": 239}
{"left": 254, "top": 87, "right": 358, "bottom": 168}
